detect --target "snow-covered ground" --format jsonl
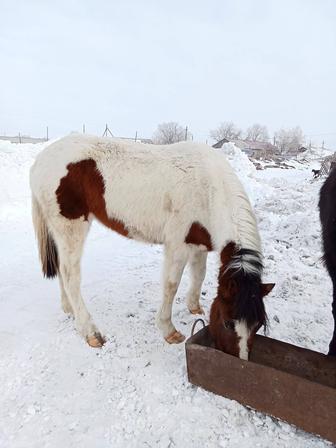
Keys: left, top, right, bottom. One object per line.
{"left": 0, "top": 140, "right": 333, "bottom": 447}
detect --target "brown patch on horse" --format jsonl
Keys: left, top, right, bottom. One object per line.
{"left": 209, "top": 297, "right": 240, "bottom": 356}
{"left": 218, "top": 241, "right": 238, "bottom": 292}
{"left": 209, "top": 241, "right": 241, "bottom": 356}
{"left": 185, "top": 222, "right": 212, "bottom": 250}
{"left": 220, "top": 241, "right": 237, "bottom": 266}
{"left": 56, "top": 159, "right": 129, "bottom": 236}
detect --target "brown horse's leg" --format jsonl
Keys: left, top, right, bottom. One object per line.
{"left": 329, "top": 292, "right": 336, "bottom": 356}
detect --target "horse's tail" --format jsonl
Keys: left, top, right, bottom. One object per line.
{"left": 31, "top": 195, "right": 59, "bottom": 278}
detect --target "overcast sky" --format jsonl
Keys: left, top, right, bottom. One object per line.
{"left": 1, "top": 0, "right": 336, "bottom": 147}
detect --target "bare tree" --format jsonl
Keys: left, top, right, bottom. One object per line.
{"left": 274, "top": 126, "right": 305, "bottom": 154}
{"left": 152, "top": 122, "right": 185, "bottom": 144}
{"left": 209, "top": 121, "right": 242, "bottom": 142}
{"left": 245, "top": 123, "right": 269, "bottom": 142}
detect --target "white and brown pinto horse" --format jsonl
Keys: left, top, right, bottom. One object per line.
{"left": 30, "top": 135, "right": 274, "bottom": 358}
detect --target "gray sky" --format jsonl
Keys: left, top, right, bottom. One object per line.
{"left": 1, "top": 0, "right": 336, "bottom": 147}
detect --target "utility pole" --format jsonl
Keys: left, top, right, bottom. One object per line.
{"left": 135, "top": 131, "right": 138, "bottom": 141}
{"left": 185, "top": 126, "right": 188, "bottom": 141}
{"left": 46, "top": 126, "right": 49, "bottom": 141}
{"left": 83, "top": 124, "right": 86, "bottom": 134}
{"left": 103, "top": 124, "right": 114, "bottom": 137}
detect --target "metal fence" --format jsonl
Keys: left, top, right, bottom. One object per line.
{"left": 0, "top": 135, "right": 48, "bottom": 144}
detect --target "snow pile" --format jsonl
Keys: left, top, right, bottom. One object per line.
{"left": 215, "top": 142, "right": 266, "bottom": 204}
{"left": 217, "top": 142, "right": 256, "bottom": 178}
{"left": 0, "top": 140, "right": 48, "bottom": 220}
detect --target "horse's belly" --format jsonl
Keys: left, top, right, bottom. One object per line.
{"left": 92, "top": 208, "right": 164, "bottom": 245}
{"left": 128, "top": 227, "right": 164, "bottom": 244}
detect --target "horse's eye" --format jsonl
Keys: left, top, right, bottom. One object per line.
{"left": 223, "top": 320, "right": 235, "bottom": 331}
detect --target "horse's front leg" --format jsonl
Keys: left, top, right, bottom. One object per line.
{"left": 186, "top": 249, "right": 207, "bottom": 315}
{"left": 329, "top": 293, "right": 336, "bottom": 356}
{"left": 156, "top": 245, "right": 188, "bottom": 344}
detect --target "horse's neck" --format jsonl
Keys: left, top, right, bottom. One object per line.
{"left": 212, "top": 169, "right": 261, "bottom": 254}
{"left": 219, "top": 242, "right": 263, "bottom": 280}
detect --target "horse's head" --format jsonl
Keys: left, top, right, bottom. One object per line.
{"left": 209, "top": 280, "right": 274, "bottom": 359}
{"left": 209, "top": 244, "right": 274, "bottom": 360}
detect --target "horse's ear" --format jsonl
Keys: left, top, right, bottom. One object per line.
{"left": 262, "top": 283, "right": 275, "bottom": 297}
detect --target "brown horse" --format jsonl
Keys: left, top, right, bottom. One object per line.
{"left": 319, "top": 168, "right": 336, "bottom": 356}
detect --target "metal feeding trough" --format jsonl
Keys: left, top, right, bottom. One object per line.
{"left": 185, "top": 321, "right": 336, "bottom": 444}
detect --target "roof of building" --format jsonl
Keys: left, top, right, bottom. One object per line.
{"left": 213, "top": 138, "right": 277, "bottom": 152}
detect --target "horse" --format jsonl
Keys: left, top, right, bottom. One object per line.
{"left": 312, "top": 169, "right": 321, "bottom": 179}
{"left": 319, "top": 168, "right": 336, "bottom": 356}
{"left": 30, "top": 134, "right": 274, "bottom": 358}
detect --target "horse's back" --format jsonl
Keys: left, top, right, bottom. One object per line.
{"left": 30, "top": 134, "right": 230, "bottom": 201}
{"left": 30, "top": 135, "right": 97, "bottom": 197}
{"left": 30, "top": 134, "right": 239, "bottom": 247}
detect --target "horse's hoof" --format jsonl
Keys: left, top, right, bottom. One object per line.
{"left": 87, "top": 333, "right": 106, "bottom": 348}
{"left": 189, "top": 306, "right": 205, "bottom": 315}
{"left": 165, "top": 331, "right": 185, "bottom": 344}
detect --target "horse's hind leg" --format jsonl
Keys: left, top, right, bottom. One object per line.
{"left": 186, "top": 248, "right": 207, "bottom": 315}
{"left": 156, "top": 244, "right": 188, "bottom": 344}
{"left": 50, "top": 217, "right": 105, "bottom": 347}
{"left": 59, "top": 273, "right": 73, "bottom": 315}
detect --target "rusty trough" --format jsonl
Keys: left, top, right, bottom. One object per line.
{"left": 185, "top": 323, "right": 336, "bottom": 444}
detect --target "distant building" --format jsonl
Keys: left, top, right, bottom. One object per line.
{"left": 212, "top": 138, "right": 230, "bottom": 149}
{"left": 213, "top": 138, "right": 277, "bottom": 159}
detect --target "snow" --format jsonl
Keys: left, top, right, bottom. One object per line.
{"left": 215, "top": 142, "right": 262, "bottom": 202}
{"left": 0, "top": 140, "right": 333, "bottom": 447}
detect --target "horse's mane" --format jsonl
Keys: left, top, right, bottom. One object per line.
{"left": 226, "top": 247, "right": 263, "bottom": 276}
{"left": 224, "top": 247, "right": 267, "bottom": 328}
